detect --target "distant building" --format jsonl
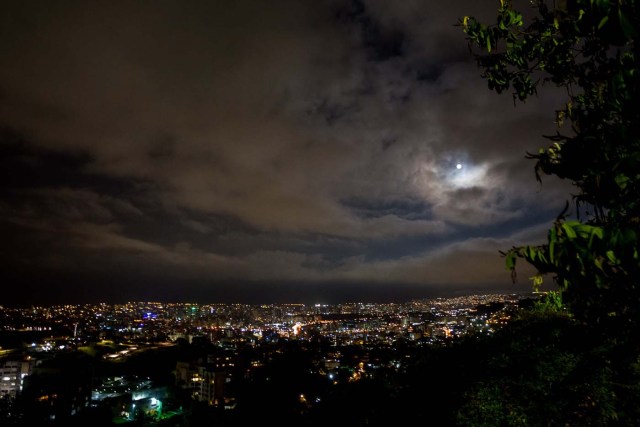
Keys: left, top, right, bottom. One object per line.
{"left": 0, "top": 356, "right": 35, "bottom": 397}
{"left": 175, "top": 358, "right": 227, "bottom": 406}
{"left": 20, "top": 353, "right": 92, "bottom": 423}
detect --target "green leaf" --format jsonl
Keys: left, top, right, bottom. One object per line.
{"left": 526, "top": 246, "right": 536, "bottom": 261}
{"left": 529, "top": 274, "right": 544, "bottom": 291}
{"left": 592, "top": 227, "right": 604, "bottom": 240}
{"left": 561, "top": 222, "right": 577, "bottom": 239}
{"left": 588, "top": 226, "right": 604, "bottom": 248}
{"left": 618, "top": 9, "right": 638, "bottom": 39}
{"left": 597, "top": 15, "right": 609, "bottom": 29}
{"left": 615, "top": 174, "right": 629, "bottom": 189}
{"left": 537, "top": 251, "right": 548, "bottom": 263}
{"left": 594, "top": 258, "right": 604, "bottom": 271}
{"left": 505, "top": 251, "right": 517, "bottom": 271}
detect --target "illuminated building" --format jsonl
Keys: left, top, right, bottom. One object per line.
{"left": 0, "top": 356, "right": 35, "bottom": 397}
{"left": 175, "top": 358, "right": 228, "bottom": 406}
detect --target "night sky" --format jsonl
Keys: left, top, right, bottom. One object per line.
{"left": 0, "top": 1, "right": 569, "bottom": 306}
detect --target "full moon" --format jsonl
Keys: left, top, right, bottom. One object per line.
{"left": 456, "top": 163, "right": 462, "bottom": 170}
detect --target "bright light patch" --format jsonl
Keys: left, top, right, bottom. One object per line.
{"left": 450, "top": 162, "right": 488, "bottom": 188}
{"left": 293, "top": 322, "right": 302, "bottom": 335}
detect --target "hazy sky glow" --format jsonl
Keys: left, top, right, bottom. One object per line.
{"left": 0, "top": 0, "right": 571, "bottom": 305}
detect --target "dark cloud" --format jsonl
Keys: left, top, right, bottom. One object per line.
{"left": 0, "top": 1, "right": 572, "bottom": 304}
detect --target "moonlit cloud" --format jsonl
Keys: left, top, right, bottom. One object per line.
{"left": 0, "top": 0, "right": 572, "bottom": 304}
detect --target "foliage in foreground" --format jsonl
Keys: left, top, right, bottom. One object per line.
{"left": 457, "top": 309, "right": 640, "bottom": 426}
{"left": 463, "top": 0, "right": 640, "bottom": 336}
{"left": 460, "top": 2, "right": 640, "bottom": 423}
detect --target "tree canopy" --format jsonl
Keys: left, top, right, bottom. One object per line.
{"left": 462, "top": 0, "right": 640, "bottom": 338}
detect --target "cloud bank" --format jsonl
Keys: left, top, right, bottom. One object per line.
{"left": 0, "top": 0, "right": 571, "bottom": 304}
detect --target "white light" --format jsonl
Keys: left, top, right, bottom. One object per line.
{"left": 151, "top": 398, "right": 157, "bottom": 406}
{"left": 449, "top": 163, "right": 488, "bottom": 188}
{"left": 456, "top": 163, "right": 462, "bottom": 169}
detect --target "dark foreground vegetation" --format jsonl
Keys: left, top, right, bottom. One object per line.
{"left": 458, "top": 0, "right": 640, "bottom": 424}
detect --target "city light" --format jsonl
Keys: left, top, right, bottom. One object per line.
{"left": 0, "top": 293, "right": 533, "bottom": 422}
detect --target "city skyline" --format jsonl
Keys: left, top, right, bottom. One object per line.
{"left": 0, "top": 1, "right": 566, "bottom": 305}
{"left": 0, "top": 291, "right": 529, "bottom": 424}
